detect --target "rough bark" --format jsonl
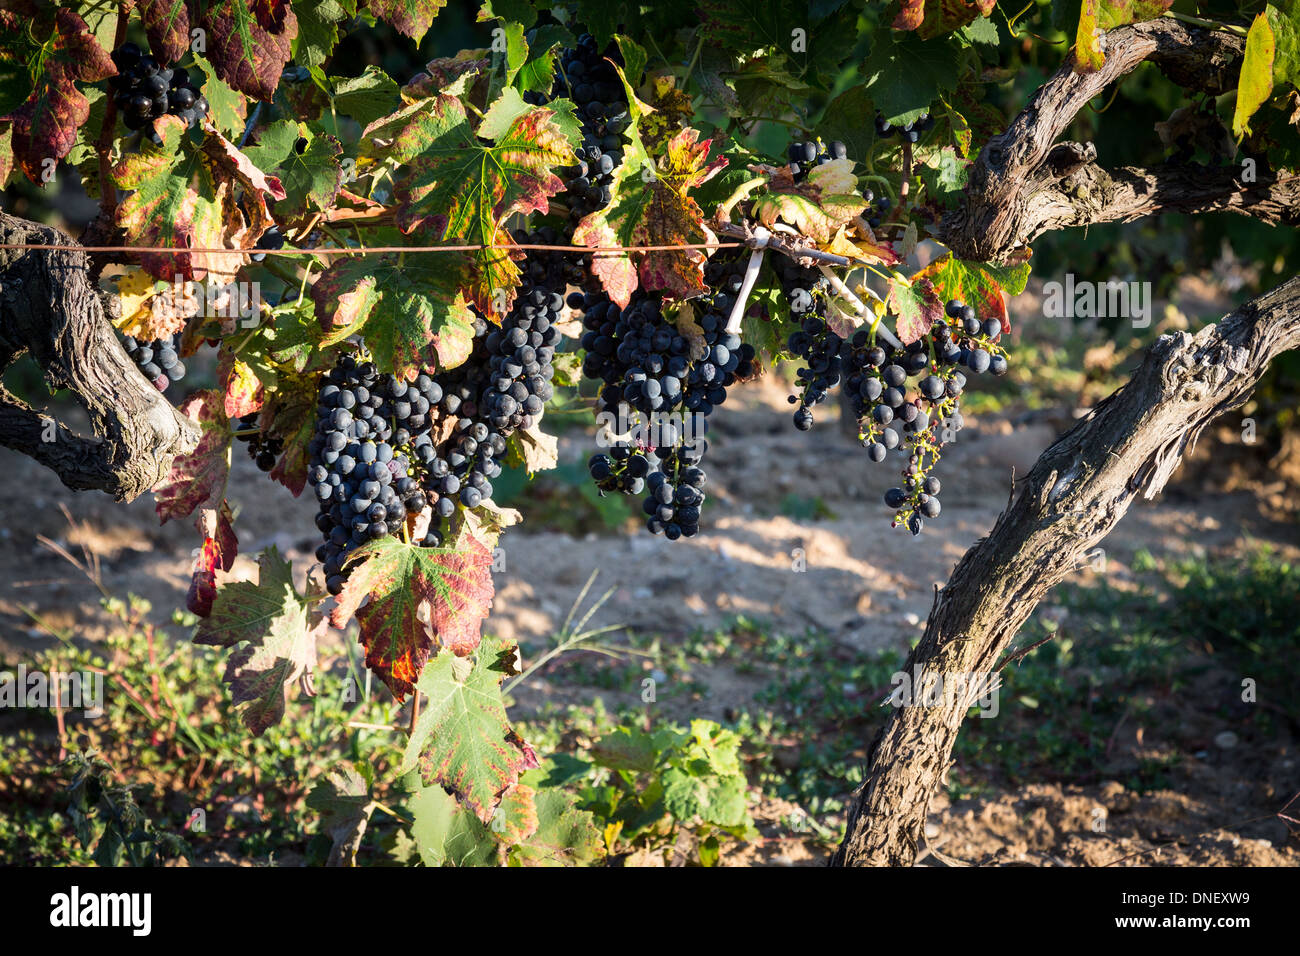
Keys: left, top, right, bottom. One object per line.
{"left": 831, "top": 276, "right": 1300, "bottom": 866}
{"left": 0, "top": 212, "right": 198, "bottom": 501}
{"left": 939, "top": 18, "right": 1299, "bottom": 262}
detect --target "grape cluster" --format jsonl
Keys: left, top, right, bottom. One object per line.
{"left": 578, "top": 255, "right": 754, "bottom": 538}
{"left": 307, "top": 357, "right": 432, "bottom": 595}
{"left": 786, "top": 138, "right": 848, "bottom": 181}
{"left": 234, "top": 412, "right": 283, "bottom": 472}
{"left": 776, "top": 256, "right": 842, "bottom": 431}
{"left": 837, "top": 298, "right": 1009, "bottom": 534}
{"left": 551, "top": 35, "right": 630, "bottom": 221}
{"left": 122, "top": 331, "right": 185, "bottom": 392}
{"left": 109, "top": 43, "right": 208, "bottom": 133}
{"left": 873, "top": 112, "right": 933, "bottom": 144}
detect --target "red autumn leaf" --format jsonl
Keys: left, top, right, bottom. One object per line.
{"left": 910, "top": 253, "right": 1032, "bottom": 335}
{"left": 1, "top": 8, "right": 116, "bottom": 184}
{"left": 187, "top": 536, "right": 221, "bottom": 617}
{"left": 887, "top": 276, "right": 946, "bottom": 345}
{"left": 154, "top": 390, "right": 232, "bottom": 523}
{"left": 330, "top": 535, "right": 496, "bottom": 700}
{"left": 199, "top": 0, "right": 299, "bottom": 101}
{"left": 574, "top": 128, "right": 727, "bottom": 306}
{"left": 893, "top": 0, "right": 996, "bottom": 38}
{"left": 369, "top": 0, "right": 449, "bottom": 43}
{"left": 139, "top": 0, "right": 191, "bottom": 65}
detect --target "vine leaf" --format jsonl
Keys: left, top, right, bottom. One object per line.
{"left": 264, "top": 380, "right": 317, "bottom": 497}
{"left": 199, "top": 0, "right": 299, "bottom": 101}
{"left": 402, "top": 635, "right": 539, "bottom": 824}
{"left": 329, "top": 534, "right": 495, "bottom": 700}
{"left": 154, "top": 389, "right": 231, "bottom": 523}
{"left": 188, "top": 536, "right": 221, "bottom": 617}
{"left": 311, "top": 253, "right": 478, "bottom": 379}
{"left": 305, "top": 763, "right": 376, "bottom": 866}
{"left": 887, "top": 276, "right": 945, "bottom": 344}
{"left": 369, "top": 0, "right": 448, "bottom": 42}
{"left": 0, "top": 8, "right": 116, "bottom": 184}
{"left": 893, "top": 0, "right": 996, "bottom": 38}
{"left": 390, "top": 91, "right": 574, "bottom": 314}
{"left": 195, "top": 547, "right": 325, "bottom": 736}
{"left": 574, "top": 128, "right": 728, "bottom": 306}
{"left": 219, "top": 349, "right": 265, "bottom": 419}
{"left": 113, "top": 117, "right": 284, "bottom": 281}
{"left": 512, "top": 789, "right": 602, "bottom": 866}
{"left": 244, "top": 120, "right": 344, "bottom": 216}
{"left": 1074, "top": 1, "right": 1174, "bottom": 72}
{"left": 139, "top": 0, "right": 191, "bottom": 65}
{"left": 1234, "top": 6, "right": 1300, "bottom": 139}
{"left": 911, "top": 253, "right": 1032, "bottom": 335}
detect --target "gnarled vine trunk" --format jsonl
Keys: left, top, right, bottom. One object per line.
{"left": 831, "top": 270, "right": 1300, "bottom": 868}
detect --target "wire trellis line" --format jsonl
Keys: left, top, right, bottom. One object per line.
{"left": 0, "top": 241, "right": 747, "bottom": 256}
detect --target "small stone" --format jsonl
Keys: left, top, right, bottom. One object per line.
{"left": 1214, "top": 731, "right": 1238, "bottom": 750}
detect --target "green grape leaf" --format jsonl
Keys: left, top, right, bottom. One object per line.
{"left": 1236, "top": 12, "right": 1278, "bottom": 140}
{"left": 408, "top": 783, "right": 499, "bottom": 866}
{"left": 911, "top": 252, "right": 1031, "bottom": 334}
{"left": 887, "top": 275, "right": 945, "bottom": 344}
{"left": 194, "top": 546, "right": 324, "bottom": 736}
{"left": 0, "top": 8, "right": 116, "bottom": 184}
{"left": 305, "top": 763, "right": 376, "bottom": 866}
{"left": 139, "top": 0, "right": 191, "bottom": 65}
{"left": 244, "top": 120, "right": 344, "bottom": 215}
{"left": 199, "top": 0, "right": 299, "bottom": 101}
{"left": 1074, "top": 0, "right": 1174, "bottom": 73}
{"left": 369, "top": 0, "right": 448, "bottom": 42}
{"left": 311, "top": 253, "right": 478, "bottom": 379}
{"left": 515, "top": 23, "right": 572, "bottom": 93}
{"left": 261, "top": 373, "right": 320, "bottom": 496}
{"left": 329, "top": 535, "right": 496, "bottom": 700}
{"left": 1234, "top": 6, "right": 1300, "bottom": 139}
{"left": 330, "top": 66, "right": 401, "bottom": 127}
{"left": 476, "top": 0, "right": 537, "bottom": 30}
{"left": 820, "top": 85, "right": 877, "bottom": 169}
{"left": 402, "top": 635, "right": 539, "bottom": 823}
{"left": 292, "top": 0, "right": 351, "bottom": 69}
{"left": 509, "top": 789, "right": 602, "bottom": 866}
{"left": 573, "top": 127, "right": 727, "bottom": 306}
{"left": 861, "top": 30, "right": 960, "bottom": 125}
{"left": 391, "top": 92, "right": 574, "bottom": 314}
{"left": 154, "top": 389, "right": 231, "bottom": 523}
{"left": 893, "top": 0, "right": 996, "bottom": 39}
{"left": 192, "top": 54, "right": 248, "bottom": 140}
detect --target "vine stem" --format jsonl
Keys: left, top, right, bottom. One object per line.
{"left": 1164, "top": 10, "right": 1249, "bottom": 36}
{"left": 407, "top": 692, "right": 421, "bottom": 737}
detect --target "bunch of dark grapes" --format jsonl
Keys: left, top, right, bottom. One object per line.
{"left": 233, "top": 412, "right": 283, "bottom": 472}
{"left": 776, "top": 255, "right": 841, "bottom": 431}
{"left": 839, "top": 298, "right": 1008, "bottom": 534}
{"left": 578, "top": 253, "right": 754, "bottom": 538}
{"left": 109, "top": 43, "right": 208, "bottom": 133}
{"left": 641, "top": 444, "right": 708, "bottom": 540}
{"left": 307, "top": 356, "right": 432, "bottom": 595}
{"left": 549, "top": 35, "right": 631, "bottom": 221}
{"left": 122, "top": 331, "right": 185, "bottom": 392}
{"left": 786, "top": 138, "right": 848, "bottom": 180}
{"left": 873, "top": 112, "right": 933, "bottom": 144}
